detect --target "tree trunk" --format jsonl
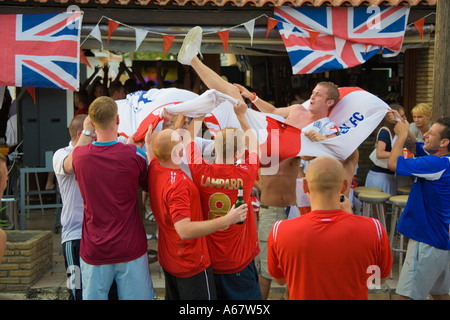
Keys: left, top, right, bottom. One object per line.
{"left": 432, "top": 0, "right": 450, "bottom": 121}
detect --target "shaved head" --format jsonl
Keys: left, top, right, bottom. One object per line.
{"left": 305, "top": 156, "right": 345, "bottom": 194}
{"left": 152, "top": 129, "right": 182, "bottom": 162}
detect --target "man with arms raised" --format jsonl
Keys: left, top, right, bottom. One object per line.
{"left": 145, "top": 124, "right": 248, "bottom": 300}
{"left": 184, "top": 101, "right": 262, "bottom": 299}
{"left": 177, "top": 26, "right": 358, "bottom": 297}
{"left": 387, "top": 115, "right": 450, "bottom": 300}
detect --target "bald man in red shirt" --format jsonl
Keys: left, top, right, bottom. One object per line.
{"left": 267, "top": 156, "right": 392, "bottom": 300}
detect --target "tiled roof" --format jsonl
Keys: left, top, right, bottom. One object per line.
{"left": 136, "top": 0, "right": 438, "bottom": 6}
{"left": 0, "top": 0, "right": 437, "bottom": 6}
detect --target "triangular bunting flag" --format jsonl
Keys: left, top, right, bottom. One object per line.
{"left": 107, "top": 19, "right": 120, "bottom": 44}
{"left": 89, "top": 24, "right": 103, "bottom": 49}
{"left": 135, "top": 28, "right": 148, "bottom": 51}
{"left": 308, "top": 30, "right": 320, "bottom": 48}
{"left": 218, "top": 29, "right": 230, "bottom": 53}
{"left": 282, "top": 22, "right": 295, "bottom": 39}
{"left": 414, "top": 17, "right": 425, "bottom": 44}
{"left": 163, "top": 34, "right": 176, "bottom": 57}
{"left": 80, "top": 48, "right": 92, "bottom": 69}
{"left": 243, "top": 19, "right": 255, "bottom": 46}
{"left": 266, "top": 17, "right": 279, "bottom": 39}
{"left": 26, "top": 87, "right": 36, "bottom": 105}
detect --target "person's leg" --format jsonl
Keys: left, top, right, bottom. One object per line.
{"left": 190, "top": 57, "right": 244, "bottom": 103}
{"left": 177, "top": 266, "right": 217, "bottom": 300}
{"left": 178, "top": 26, "right": 244, "bottom": 103}
{"left": 80, "top": 258, "right": 114, "bottom": 300}
{"left": 213, "top": 260, "right": 262, "bottom": 300}
{"left": 257, "top": 205, "right": 286, "bottom": 300}
{"left": 428, "top": 244, "right": 450, "bottom": 300}
{"left": 62, "top": 240, "right": 82, "bottom": 300}
{"left": 163, "top": 269, "right": 180, "bottom": 300}
{"left": 396, "top": 240, "right": 450, "bottom": 300}
{"left": 114, "top": 253, "right": 155, "bottom": 300}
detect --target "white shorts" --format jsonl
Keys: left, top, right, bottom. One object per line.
{"left": 396, "top": 239, "right": 450, "bottom": 300}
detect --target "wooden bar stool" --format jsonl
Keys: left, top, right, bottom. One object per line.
{"left": 388, "top": 195, "right": 409, "bottom": 275}
{"left": 358, "top": 191, "right": 390, "bottom": 231}
{"left": 353, "top": 187, "right": 383, "bottom": 216}
{"left": 397, "top": 185, "right": 411, "bottom": 195}
{"left": 353, "top": 186, "right": 383, "bottom": 197}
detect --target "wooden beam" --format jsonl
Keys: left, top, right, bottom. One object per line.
{"left": 432, "top": 0, "right": 450, "bottom": 121}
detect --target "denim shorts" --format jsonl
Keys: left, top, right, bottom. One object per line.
{"left": 80, "top": 253, "right": 155, "bottom": 300}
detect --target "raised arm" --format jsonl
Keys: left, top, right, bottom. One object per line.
{"left": 234, "top": 101, "right": 259, "bottom": 157}
{"left": 144, "top": 124, "right": 156, "bottom": 160}
{"left": 234, "top": 83, "right": 291, "bottom": 119}
{"left": 386, "top": 109, "right": 417, "bottom": 155}
{"left": 63, "top": 116, "right": 95, "bottom": 174}
{"left": 387, "top": 120, "right": 410, "bottom": 172}
{"left": 110, "top": 62, "right": 126, "bottom": 85}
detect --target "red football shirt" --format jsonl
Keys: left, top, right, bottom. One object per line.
{"left": 148, "top": 157, "right": 211, "bottom": 278}
{"left": 187, "top": 141, "right": 260, "bottom": 274}
{"left": 268, "top": 210, "right": 393, "bottom": 300}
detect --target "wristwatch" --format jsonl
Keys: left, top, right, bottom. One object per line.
{"left": 82, "top": 129, "right": 92, "bottom": 137}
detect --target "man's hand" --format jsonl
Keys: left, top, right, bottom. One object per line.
{"left": 339, "top": 194, "right": 353, "bottom": 213}
{"left": 224, "top": 203, "right": 248, "bottom": 225}
{"left": 234, "top": 101, "right": 248, "bottom": 118}
{"left": 304, "top": 130, "right": 326, "bottom": 142}
{"left": 386, "top": 109, "right": 403, "bottom": 124}
{"left": 127, "top": 132, "right": 144, "bottom": 148}
{"left": 162, "top": 108, "right": 172, "bottom": 129}
{"left": 233, "top": 83, "right": 253, "bottom": 100}
{"left": 83, "top": 116, "right": 95, "bottom": 133}
{"left": 394, "top": 119, "right": 410, "bottom": 138}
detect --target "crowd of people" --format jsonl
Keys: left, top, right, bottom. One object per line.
{"left": 0, "top": 26, "right": 448, "bottom": 301}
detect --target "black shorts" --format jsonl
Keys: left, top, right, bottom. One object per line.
{"left": 163, "top": 266, "right": 217, "bottom": 300}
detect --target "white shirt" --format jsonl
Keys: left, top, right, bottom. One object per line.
{"left": 53, "top": 142, "right": 84, "bottom": 244}
{"left": 302, "top": 117, "right": 339, "bottom": 137}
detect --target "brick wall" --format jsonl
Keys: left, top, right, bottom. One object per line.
{"left": 0, "top": 231, "right": 53, "bottom": 292}
{"left": 415, "top": 45, "right": 435, "bottom": 106}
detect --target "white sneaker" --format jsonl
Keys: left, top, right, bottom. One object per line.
{"left": 178, "top": 26, "right": 203, "bottom": 65}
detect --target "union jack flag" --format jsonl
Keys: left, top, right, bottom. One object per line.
{"left": 0, "top": 12, "right": 83, "bottom": 91}
{"left": 274, "top": 6, "right": 410, "bottom": 74}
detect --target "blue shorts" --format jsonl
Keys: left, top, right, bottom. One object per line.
{"left": 213, "top": 260, "right": 262, "bottom": 300}
{"left": 80, "top": 253, "right": 155, "bottom": 300}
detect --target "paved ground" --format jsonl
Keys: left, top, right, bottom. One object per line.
{"left": 0, "top": 209, "right": 403, "bottom": 300}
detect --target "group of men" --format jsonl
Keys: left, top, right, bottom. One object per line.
{"left": 50, "top": 26, "right": 449, "bottom": 301}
